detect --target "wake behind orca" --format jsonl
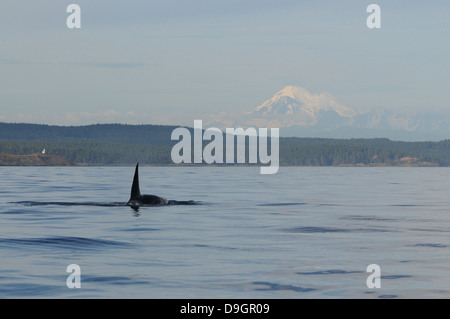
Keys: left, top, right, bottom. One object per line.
{"left": 14, "top": 163, "right": 199, "bottom": 210}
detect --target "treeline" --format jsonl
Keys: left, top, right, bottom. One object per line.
{"left": 0, "top": 140, "right": 173, "bottom": 165}
{"left": 0, "top": 123, "right": 449, "bottom": 166}
{"left": 279, "top": 138, "right": 450, "bottom": 166}
{"left": 0, "top": 122, "right": 176, "bottom": 145}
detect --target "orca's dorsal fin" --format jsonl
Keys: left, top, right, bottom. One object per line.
{"left": 130, "top": 163, "right": 141, "bottom": 200}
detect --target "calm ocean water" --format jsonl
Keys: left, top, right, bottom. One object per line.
{"left": 0, "top": 166, "right": 449, "bottom": 298}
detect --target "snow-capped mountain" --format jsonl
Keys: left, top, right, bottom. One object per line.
{"left": 227, "top": 85, "right": 358, "bottom": 129}
{"left": 199, "top": 86, "right": 449, "bottom": 141}
{"left": 246, "top": 85, "right": 357, "bottom": 119}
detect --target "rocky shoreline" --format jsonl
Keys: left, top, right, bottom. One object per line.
{"left": 0, "top": 153, "right": 71, "bottom": 166}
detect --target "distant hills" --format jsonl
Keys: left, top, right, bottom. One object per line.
{"left": 0, "top": 123, "right": 176, "bottom": 166}
{"left": 0, "top": 122, "right": 176, "bottom": 145}
{"left": 0, "top": 122, "right": 449, "bottom": 166}
{"left": 201, "top": 86, "right": 450, "bottom": 141}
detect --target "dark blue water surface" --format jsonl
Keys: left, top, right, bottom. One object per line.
{"left": 0, "top": 166, "right": 449, "bottom": 298}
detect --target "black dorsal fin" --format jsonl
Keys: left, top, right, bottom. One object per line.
{"left": 130, "top": 163, "right": 141, "bottom": 200}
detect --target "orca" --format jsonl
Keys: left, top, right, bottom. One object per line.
{"left": 125, "top": 163, "right": 168, "bottom": 209}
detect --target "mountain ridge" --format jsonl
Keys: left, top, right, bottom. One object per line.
{"left": 202, "top": 86, "right": 449, "bottom": 141}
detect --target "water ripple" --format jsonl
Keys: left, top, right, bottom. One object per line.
{"left": 257, "top": 202, "right": 307, "bottom": 207}
{"left": 0, "top": 236, "right": 131, "bottom": 250}
{"left": 252, "top": 281, "right": 316, "bottom": 293}
{"left": 83, "top": 276, "right": 149, "bottom": 285}
{"left": 284, "top": 226, "right": 392, "bottom": 233}
{"left": 0, "top": 283, "right": 63, "bottom": 297}
{"left": 13, "top": 201, "right": 126, "bottom": 207}
{"left": 296, "top": 269, "right": 363, "bottom": 275}
{"left": 381, "top": 275, "right": 412, "bottom": 279}
{"left": 13, "top": 200, "right": 201, "bottom": 207}
{"left": 410, "top": 243, "right": 447, "bottom": 248}
{"left": 341, "top": 215, "right": 397, "bottom": 222}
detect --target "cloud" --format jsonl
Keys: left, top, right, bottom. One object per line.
{"left": 0, "top": 58, "right": 32, "bottom": 65}
{"left": 1, "top": 108, "right": 195, "bottom": 126}
{"left": 57, "top": 110, "right": 137, "bottom": 124}
{"left": 71, "top": 62, "right": 148, "bottom": 69}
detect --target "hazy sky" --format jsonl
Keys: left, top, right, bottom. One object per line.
{"left": 1, "top": 0, "right": 449, "bottom": 125}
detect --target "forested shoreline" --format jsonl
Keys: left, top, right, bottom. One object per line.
{"left": 0, "top": 123, "right": 448, "bottom": 166}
